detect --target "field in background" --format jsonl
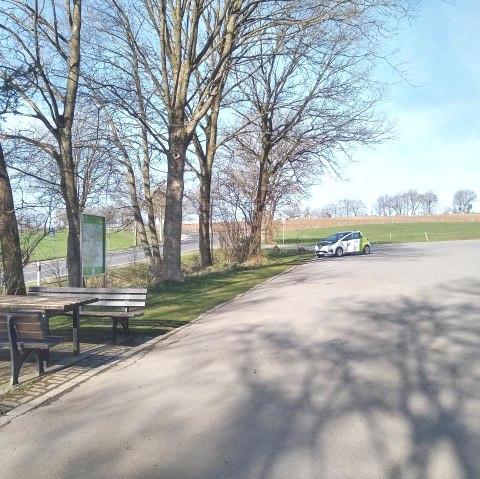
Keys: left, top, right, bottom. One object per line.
{"left": 271, "top": 213, "right": 480, "bottom": 231}
{"left": 270, "top": 214, "right": 480, "bottom": 245}
{"left": 29, "top": 214, "right": 480, "bottom": 260}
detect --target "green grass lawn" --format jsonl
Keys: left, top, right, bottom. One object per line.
{"left": 276, "top": 222, "right": 480, "bottom": 246}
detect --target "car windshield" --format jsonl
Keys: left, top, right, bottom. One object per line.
{"left": 324, "top": 232, "right": 350, "bottom": 242}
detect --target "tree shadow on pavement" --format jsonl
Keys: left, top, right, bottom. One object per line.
{"left": 153, "top": 277, "right": 480, "bottom": 479}
{"left": 4, "top": 277, "right": 479, "bottom": 479}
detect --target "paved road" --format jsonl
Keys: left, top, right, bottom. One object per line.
{"left": 2, "top": 240, "right": 480, "bottom": 478}
{"left": 23, "top": 234, "right": 201, "bottom": 283}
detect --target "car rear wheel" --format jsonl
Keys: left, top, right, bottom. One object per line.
{"left": 335, "top": 247, "right": 343, "bottom": 257}
{"left": 363, "top": 245, "right": 370, "bottom": 254}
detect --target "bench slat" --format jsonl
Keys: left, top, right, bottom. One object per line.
{"left": 78, "top": 310, "right": 145, "bottom": 318}
{"left": 29, "top": 287, "right": 146, "bottom": 294}
{"left": 83, "top": 301, "right": 146, "bottom": 308}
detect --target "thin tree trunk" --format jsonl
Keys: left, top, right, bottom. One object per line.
{"left": 57, "top": 141, "right": 83, "bottom": 287}
{"left": 0, "top": 143, "right": 26, "bottom": 295}
{"left": 198, "top": 168, "right": 213, "bottom": 267}
{"left": 250, "top": 170, "right": 269, "bottom": 256}
{"left": 249, "top": 126, "right": 271, "bottom": 256}
{"left": 141, "top": 123, "right": 163, "bottom": 281}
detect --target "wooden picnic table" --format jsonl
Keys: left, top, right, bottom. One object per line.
{"left": 0, "top": 295, "right": 98, "bottom": 355}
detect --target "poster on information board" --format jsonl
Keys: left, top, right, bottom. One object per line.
{"left": 81, "top": 214, "right": 106, "bottom": 276}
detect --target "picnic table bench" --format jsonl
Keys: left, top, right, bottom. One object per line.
{"left": 0, "top": 312, "right": 62, "bottom": 386}
{"left": 28, "top": 287, "right": 147, "bottom": 344}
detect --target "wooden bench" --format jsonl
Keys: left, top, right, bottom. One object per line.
{"left": 0, "top": 312, "right": 62, "bottom": 386}
{"left": 29, "top": 287, "right": 147, "bottom": 343}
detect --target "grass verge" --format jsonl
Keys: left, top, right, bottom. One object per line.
{"left": 48, "top": 249, "right": 312, "bottom": 342}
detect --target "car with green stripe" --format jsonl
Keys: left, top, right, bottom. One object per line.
{"left": 314, "top": 231, "right": 371, "bottom": 258}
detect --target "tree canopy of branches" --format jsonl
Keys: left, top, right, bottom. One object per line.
{"left": 0, "top": 0, "right": 426, "bottom": 285}
{"left": 0, "top": 0, "right": 83, "bottom": 286}
{"left": 226, "top": 0, "right": 418, "bottom": 255}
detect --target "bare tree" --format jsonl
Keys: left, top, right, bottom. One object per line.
{"left": 420, "top": 190, "right": 438, "bottom": 215}
{"left": 405, "top": 189, "right": 422, "bottom": 215}
{"left": 374, "top": 195, "right": 391, "bottom": 216}
{"left": 349, "top": 199, "right": 368, "bottom": 217}
{"left": 82, "top": 0, "right": 168, "bottom": 281}
{"left": 231, "top": 1, "right": 405, "bottom": 255}
{"left": 136, "top": 0, "right": 276, "bottom": 281}
{"left": 452, "top": 189, "right": 477, "bottom": 213}
{"left": 283, "top": 201, "right": 303, "bottom": 219}
{"left": 320, "top": 203, "right": 339, "bottom": 218}
{"left": 388, "top": 193, "right": 408, "bottom": 216}
{"left": 85, "top": 0, "right": 290, "bottom": 280}
{"left": 0, "top": 0, "right": 83, "bottom": 286}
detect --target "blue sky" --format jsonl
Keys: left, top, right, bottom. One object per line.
{"left": 309, "top": 0, "right": 480, "bottom": 214}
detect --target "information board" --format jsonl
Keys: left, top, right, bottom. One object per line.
{"left": 81, "top": 214, "right": 106, "bottom": 276}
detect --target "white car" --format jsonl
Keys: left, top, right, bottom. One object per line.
{"left": 314, "top": 231, "right": 371, "bottom": 258}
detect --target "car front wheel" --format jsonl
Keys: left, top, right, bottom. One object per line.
{"left": 335, "top": 247, "right": 344, "bottom": 257}
{"left": 363, "top": 245, "right": 370, "bottom": 254}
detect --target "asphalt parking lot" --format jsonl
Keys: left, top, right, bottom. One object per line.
{"left": 0, "top": 240, "right": 479, "bottom": 478}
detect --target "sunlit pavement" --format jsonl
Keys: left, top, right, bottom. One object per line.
{"left": 0, "top": 240, "right": 479, "bottom": 479}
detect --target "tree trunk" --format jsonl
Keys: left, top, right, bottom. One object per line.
{"left": 197, "top": 87, "right": 223, "bottom": 268}
{"left": 162, "top": 122, "right": 187, "bottom": 282}
{"left": 249, "top": 127, "right": 271, "bottom": 256}
{"left": 62, "top": 0, "right": 82, "bottom": 286}
{"left": 0, "top": 143, "right": 26, "bottom": 295}
{"left": 250, "top": 170, "right": 269, "bottom": 256}
{"left": 263, "top": 212, "right": 274, "bottom": 244}
{"left": 141, "top": 130, "right": 163, "bottom": 281}
{"left": 198, "top": 167, "right": 213, "bottom": 267}
{"left": 58, "top": 139, "right": 83, "bottom": 287}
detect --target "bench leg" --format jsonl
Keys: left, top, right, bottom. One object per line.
{"left": 9, "top": 347, "right": 21, "bottom": 386}
{"left": 72, "top": 308, "right": 80, "bottom": 355}
{"left": 34, "top": 349, "right": 46, "bottom": 375}
{"left": 9, "top": 347, "right": 34, "bottom": 386}
{"left": 43, "top": 349, "right": 50, "bottom": 368}
{"left": 112, "top": 319, "right": 129, "bottom": 344}
{"left": 9, "top": 348, "right": 47, "bottom": 386}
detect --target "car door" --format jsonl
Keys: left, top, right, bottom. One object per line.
{"left": 341, "top": 233, "right": 354, "bottom": 253}
{"left": 348, "top": 232, "right": 362, "bottom": 253}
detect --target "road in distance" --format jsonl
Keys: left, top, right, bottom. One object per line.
{"left": 23, "top": 234, "right": 200, "bottom": 283}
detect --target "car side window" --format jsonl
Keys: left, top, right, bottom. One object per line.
{"left": 353, "top": 232, "right": 360, "bottom": 239}
{"left": 343, "top": 234, "right": 352, "bottom": 241}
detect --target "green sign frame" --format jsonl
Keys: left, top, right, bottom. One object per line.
{"left": 81, "top": 214, "right": 106, "bottom": 276}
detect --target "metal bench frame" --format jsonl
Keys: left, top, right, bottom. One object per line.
{"left": 0, "top": 312, "right": 61, "bottom": 386}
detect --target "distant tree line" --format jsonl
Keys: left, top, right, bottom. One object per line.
{"left": 374, "top": 190, "right": 440, "bottom": 216}
{"left": 283, "top": 188, "right": 478, "bottom": 219}
{"left": 373, "top": 189, "right": 478, "bottom": 216}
